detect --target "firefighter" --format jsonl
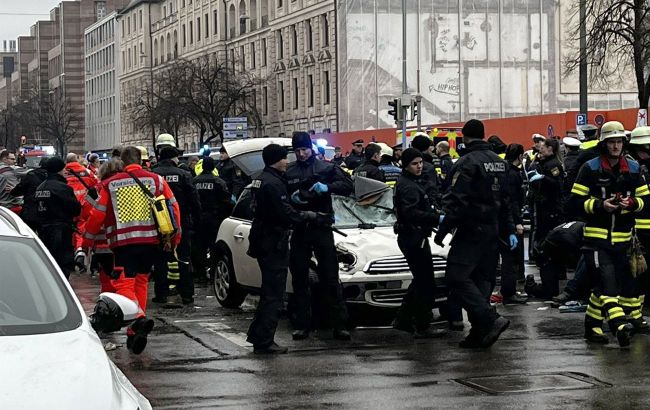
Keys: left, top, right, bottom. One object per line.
{"left": 353, "top": 143, "right": 385, "bottom": 182}
{"left": 434, "top": 119, "right": 515, "bottom": 348}
{"left": 568, "top": 121, "right": 647, "bottom": 346}
{"left": 344, "top": 139, "right": 365, "bottom": 170}
{"left": 286, "top": 131, "right": 353, "bottom": 341}
{"left": 83, "top": 146, "right": 181, "bottom": 354}
{"left": 192, "top": 157, "right": 232, "bottom": 283}
{"left": 35, "top": 157, "right": 81, "bottom": 278}
{"left": 64, "top": 152, "right": 99, "bottom": 272}
{"left": 246, "top": 144, "right": 330, "bottom": 354}
{"left": 153, "top": 146, "right": 202, "bottom": 305}
{"left": 216, "top": 146, "right": 249, "bottom": 199}
{"left": 527, "top": 138, "right": 564, "bottom": 296}
{"left": 377, "top": 143, "right": 401, "bottom": 186}
{"left": 10, "top": 157, "right": 48, "bottom": 232}
{"left": 392, "top": 148, "right": 447, "bottom": 338}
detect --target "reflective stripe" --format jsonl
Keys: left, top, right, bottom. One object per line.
{"left": 572, "top": 183, "right": 589, "bottom": 196}
{"left": 636, "top": 185, "right": 650, "bottom": 197}
{"left": 608, "top": 310, "right": 626, "bottom": 320}
{"left": 601, "top": 297, "right": 618, "bottom": 305}
{"left": 83, "top": 231, "right": 97, "bottom": 240}
{"left": 168, "top": 197, "right": 177, "bottom": 206}
{"left": 631, "top": 310, "right": 643, "bottom": 319}
{"left": 113, "top": 230, "right": 158, "bottom": 242}
{"left": 589, "top": 294, "right": 603, "bottom": 308}
{"left": 591, "top": 327, "right": 605, "bottom": 335}
{"left": 635, "top": 219, "right": 650, "bottom": 230}
{"left": 586, "top": 306, "right": 603, "bottom": 320}
{"left": 612, "top": 231, "right": 632, "bottom": 243}
{"left": 92, "top": 201, "right": 107, "bottom": 213}
{"left": 618, "top": 297, "right": 635, "bottom": 307}
{"left": 584, "top": 226, "right": 608, "bottom": 239}
{"left": 583, "top": 198, "right": 596, "bottom": 214}
{"left": 637, "top": 197, "right": 645, "bottom": 212}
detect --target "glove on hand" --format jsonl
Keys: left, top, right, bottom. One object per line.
{"left": 291, "top": 190, "right": 308, "bottom": 205}
{"left": 310, "top": 182, "right": 329, "bottom": 194}
{"left": 509, "top": 234, "right": 518, "bottom": 250}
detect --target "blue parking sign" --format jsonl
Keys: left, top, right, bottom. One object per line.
{"left": 576, "top": 114, "right": 587, "bottom": 126}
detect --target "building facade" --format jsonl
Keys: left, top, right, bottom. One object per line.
{"left": 117, "top": 0, "right": 337, "bottom": 151}
{"left": 84, "top": 11, "right": 122, "bottom": 152}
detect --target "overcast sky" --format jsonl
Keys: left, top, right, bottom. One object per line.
{"left": 0, "top": 0, "right": 62, "bottom": 47}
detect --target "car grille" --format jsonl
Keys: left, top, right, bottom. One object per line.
{"left": 369, "top": 289, "right": 408, "bottom": 305}
{"left": 364, "top": 255, "right": 446, "bottom": 275}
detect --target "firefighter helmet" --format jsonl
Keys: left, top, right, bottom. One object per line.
{"left": 156, "top": 133, "right": 176, "bottom": 148}
{"left": 135, "top": 146, "right": 149, "bottom": 160}
{"left": 630, "top": 126, "right": 650, "bottom": 145}
{"left": 375, "top": 142, "right": 393, "bottom": 158}
{"left": 599, "top": 121, "right": 626, "bottom": 142}
{"left": 89, "top": 293, "right": 139, "bottom": 333}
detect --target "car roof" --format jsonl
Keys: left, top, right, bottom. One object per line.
{"left": 221, "top": 137, "right": 293, "bottom": 158}
{"left": 0, "top": 207, "right": 33, "bottom": 238}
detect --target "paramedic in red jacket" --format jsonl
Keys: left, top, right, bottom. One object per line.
{"left": 83, "top": 146, "right": 181, "bottom": 354}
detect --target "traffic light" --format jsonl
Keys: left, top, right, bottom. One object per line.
{"left": 388, "top": 98, "right": 402, "bottom": 123}
{"left": 410, "top": 99, "right": 419, "bottom": 121}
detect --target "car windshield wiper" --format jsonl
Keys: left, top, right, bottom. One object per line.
{"left": 340, "top": 201, "right": 365, "bottom": 224}
{"left": 357, "top": 223, "right": 376, "bottom": 229}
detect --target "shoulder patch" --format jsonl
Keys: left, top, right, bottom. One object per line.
{"left": 628, "top": 159, "right": 640, "bottom": 173}
{"left": 551, "top": 167, "right": 560, "bottom": 177}
{"left": 586, "top": 157, "right": 601, "bottom": 171}
{"left": 251, "top": 180, "right": 262, "bottom": 188}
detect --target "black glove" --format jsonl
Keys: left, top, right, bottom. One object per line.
{"left": 315, "top": 212, "right": 335, "bottom": 227}
{"left": 303, "top": 211, "right": 319, "bottom": 221}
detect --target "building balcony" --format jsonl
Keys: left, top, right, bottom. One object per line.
{"left": 151, "top": 12, "right": 178, "bottom": 34}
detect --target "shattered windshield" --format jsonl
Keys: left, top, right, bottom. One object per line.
{"left": 332, "top": 190, "right": 395, "bottom": 228}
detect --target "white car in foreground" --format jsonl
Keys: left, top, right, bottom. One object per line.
{"left": 210, "top": 138, "right": 449, "bottom": 317}
{"left": 0, "top": 207, "right": 151, "bottom": 409}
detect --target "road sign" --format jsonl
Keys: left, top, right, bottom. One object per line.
{"left": 223, "top": 130, "right": 248, "bottom": 140}
{"left": 223, "top": 122, "right": 247, "bottom": 131}
{"left": 576, "top": 113, "right": 587, "bottom": 126}
{"left": 223, "top": 117, "right": 248, "bottom": 139}
{"left": 223, "top": 117, "right": 248, "bottom": 123}
{"left": 594, "top": 114, "right": 605, "bottom": 126}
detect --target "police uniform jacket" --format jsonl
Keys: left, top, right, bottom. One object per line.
{"left": 11, "top": 167, "right": 47, "bottom": 224}
{"left": 344, "top": 152, "right": 364, "bottom": 170}
{"left": 393, "top": 170, "right": 440, "bottom": 237}
{"left": 419, "top": 154, "right": 442, "bottom": 206}
{"left": 563, "top": 150, "right": 580, "bottom": 196}
{"left": 353, "top": 159, "right": 386, "bottom": 182}
{"left": 193, "top": 172, "right": 232, "bottom": 219}
{"left": 438, "top": 140, "right": 514, "bottom": 240}
{"left": 439, "top": 154, "right": 453, "bottom": 181}
{"left": 286, "top": 155, "right": 353, "bottom": 216}
{"left": 529, "top": 155, "right": 564, "bottom": 215}
{"left": 569, "top": 156, "right": 648, "bottom": 248}
{"left": 505, "top": 162, "right": 525, "bottom": 226}
{"left": 35, "top": 173, "right": 81, "bottom": 225}
{"left": 217, "top": 158, "right": 249, "bottom": 198}
{"left": 154, "top": 159, "right": 202, "bottom": 229}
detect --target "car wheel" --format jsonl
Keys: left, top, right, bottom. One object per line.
{"left": 211, "top": 249, "right": 247, "bottom": 308}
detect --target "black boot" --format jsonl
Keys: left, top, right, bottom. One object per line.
{"left": 292, "top": 329, "right": 310, "bottom": 340}
{"left": 480, "top": 316, "right": 510, "bottom": 347}
{"left": 127, "top": 317, "right": 155, "bottom": 355}
{"left": 584, "top": 326, "right": 609, "bottom": 344}
{"left": 615, "top": 323, "right": 634, "bottom": 347}
{"left": 254, "top": 342, "right": 288, "bottom": 354}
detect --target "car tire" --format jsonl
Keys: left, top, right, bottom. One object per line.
{"left": 211, "top": 248, "right": 247, "bottom": 308}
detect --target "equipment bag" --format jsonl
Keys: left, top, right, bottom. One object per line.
{"left": 126, "top": 171, "right": 177, "bottom": 242}
{"left": 629, "top": 231, "right": 647, "bottom": 278}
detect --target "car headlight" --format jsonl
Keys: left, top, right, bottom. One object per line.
{"left": 336, "top": 246, "right": 357, "bottom": 272}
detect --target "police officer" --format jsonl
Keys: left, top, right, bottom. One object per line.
{"left": 332, "top": 146, "right": 345, "bottom": 166}
{"left": 435, "top": 141, "right": 453, "bottom": 181}
{"left": 528, "top": 138, "right": 564, "bottom": 271}
{"left": 287, "top": 131, "right": 354, "bottom": 341}
{"left": 153, "top": 146, "right": 202, "bottom": 305}
{"left": 562, "top": 136, "right": 582, "bottom": 216}
{"left": 377, "top": 143, "right": 401, "bottom": 186}
{"left": 393, "top": 148, "right": 446, "bottom": 338}
{"left": 216, "top": 147, "right": 249, "bottom": 199}
{"left": 344, "top": 139, "right": 365, "bottom": 170}
{"left": 353, "top": 143, "right": 385, "bottom": 182}
{"left": 411, "top": 134, "right": 442, "bottom": 204}
{"left": 392, "top": 143, "right": 403, "bottom": 165}
{"left": 246, "top": 144, "right": 328, "bottom": 354}
{"left": 193, "top": 157, "right": 232, "bottom": 282}
{"left": 434, "top": 119, "right": 515, "bottom": 348}
{"left": 35, "top": 157, "right": 81, "bottom": 278}
{"left": 568, "top": 121, "right": 647, "bottom": 346}
{"left": 11, "top": 157, "right": 48, "bottom": 232}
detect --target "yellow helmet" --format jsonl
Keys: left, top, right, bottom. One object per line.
{"left": 135, "top": 146, "right": 149, "bottom": 160}
{"left": 599, "top": 121, "right": 626, "bottom": 142}
{"left": 630, "top": 126, "right": 650, "bottom": 145}
{"left": 156, "top": 133, "right": 176, "bottom": 148}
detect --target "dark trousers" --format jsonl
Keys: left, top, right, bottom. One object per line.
{"left": 40, "top": 223, "right": 74, "bottom": 278}
{"left": 290, "top": 227, "right": 348, "bottom": 331}
{"left": 499, "top": 234, "right": 523, "bottom": 298}
{"left": 395, "top": 234, "right": 436, "bottom": 330}
{"left": 446, "top": 233, "right": 499, "bottom": 329}
{"left": 564, "top": 256, "right": 589, "bottom": 298}
{"left": 154, "top": 232, "right": 194, "bottom": 299}
{"left": 247, "top": 249, "right": 289, "bottom": 348}
{"left": 191, "top": 216, "right": 219, "bottom": 281}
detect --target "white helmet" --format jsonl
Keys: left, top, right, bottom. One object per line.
{"left": 89, "top": 293, "right": 140, "bottom": 333}
{"left": 156, "top": 133, "right": 176, "bottom": 148}
{"left": 375, "top": 142, "right": 394, "bottom": 158}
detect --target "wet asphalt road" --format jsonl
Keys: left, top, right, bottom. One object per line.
{"left": 70, "top": 272, "right": 650, "bottom": 409}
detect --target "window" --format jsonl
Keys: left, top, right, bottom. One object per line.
{"left": 122, "top": 50, "right": 125, "bottom": 72}
{"left": 197, "top": 17, "right": 201, "bottom": 41}
{"left": 127, "top": 16, "right": 131, "bottom": 34}
{"left": 250, "top": 42, "right": 256, "bottom": 68}
{"left": 277, "top": 0, "right": 283, "bottom": 7}
{"left": 121, "top": 19, "right": 125, "bottom": 36}
{"left": 279, "top": 80, "right": 284, "bottom": 111}
{"left": 305, "top": 20, "right": 313, "bottom": 51}
{"left": 213, "top": 10, "right": 218, "bottom": 35}
{"left": 182, "top": 24, "right": 186, "bottom": 47}
{"left": 139, "top": 10, "right": 143, "bottom": 29}
{"left": 291, "top": 25, "right": 297, "bottom": 55}
{"left": 293, "top": 78, "right": 298, "bottom": 109}
{"left": 321, "top": 14, "right": 329, "bottom": 47}
{"left": 96, "top": 1, "right": 107, "bottom": 20}
{"left": 190, "top": 21, "right": 194, "bottom": 43}
{"left": 163, "top": 6, "right": 166, "bottom": 18}
{"left": 240, "top": 45, "right": 245, "bottom": 70}
{"left": 323, "top": 70, "right": 330, "bottom": 104}
{"left": 205, "top": 13, "right": 209, "bottom": 37}
{"left": 262, "top": 86, "right": 268, "bottom": 114}
{"left": 307, "top": 74, "right": 313, "bottom": 107}
{"left": 133, "top": 14, "right": 136, "bottom": 31}
{"left": 230, "top": 49, "right": 235, "bottom": 70}
{"left": 261, "top": 38, "right": 267, "bottom": 66}
{"left": 277, "top": 31, "right": 283, "bottom": 59}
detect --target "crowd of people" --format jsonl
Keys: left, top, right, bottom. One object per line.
{"left": 3, "top": 118, "right": 650, "bottom": 355}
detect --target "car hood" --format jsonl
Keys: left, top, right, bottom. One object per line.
{"left": 334, "top": 226, "right": 449, "bottom": 266}
{"left": 0, "top": 327, "right": 150, "bottom": 409}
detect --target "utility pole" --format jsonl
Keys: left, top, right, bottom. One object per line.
{"left": 401, "top": 0, "right": 408, "bottom": 148}
{"left": 579, "top": 0, "right": 587, "bottom": 117}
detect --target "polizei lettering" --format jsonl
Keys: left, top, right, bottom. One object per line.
{"left": 196, "top": 182, "right": 214, "bottom": 190}
{"left": 483, "top": 162, "right": 506, "bottom": 173}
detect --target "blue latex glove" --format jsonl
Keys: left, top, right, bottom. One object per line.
{"left": 291, "top": 190, "right": 308, "bottom": 205}
{"left": 230, "top": 194, "right": 237, "bottom": 204}
{"left": 509, "top": 234, "right": 518, "bottom": 250}
{"left": 529, "top": 173, "right": 544, "bottom": 182}
{"left": 310, "top": 182, "right": 329, "bottom": 194}
{"left": 439, "top": 214, "right": 445, "bottom": 224}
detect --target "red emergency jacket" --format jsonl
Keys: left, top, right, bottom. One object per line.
{"left": 65, "top": 162, "right": 98, "bottom": 201}
{"left": 83, "top": 164, "right": 181, "bottom": 249}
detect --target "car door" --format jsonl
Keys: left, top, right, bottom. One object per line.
{"left": 227, "top": 188, "right": 262, "bottom": 289}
